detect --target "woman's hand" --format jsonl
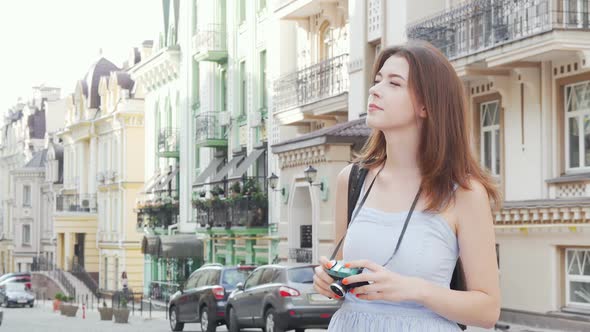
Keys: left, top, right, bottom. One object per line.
{"left": 342, "top": 259, "right": 429, "bottom": 303}
{"left": 313, "top": 256, "right": 342, "bottom": 300}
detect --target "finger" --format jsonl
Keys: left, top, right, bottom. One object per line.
{"left": 313, "top": 277, "right": 341, "bottom": 299}
{"left": 343, "top": 259, "right": 383, "bottom": 272}
{"left": 319, "top": 256, "right": 335, "bottom": 269}
{"left": 314, "top": 266, "right": 335, "bottom": 284}
{"left": 349, "top": 283, "right": 382, "bottom": 295}
{"left": 354, "top": 292, "right": 386, "bottom": 301}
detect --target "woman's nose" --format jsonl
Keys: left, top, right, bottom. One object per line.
{"left": 369, "top": 84, "right": 381, "bottom": 99}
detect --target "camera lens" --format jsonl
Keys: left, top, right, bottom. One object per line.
{"left": 330, "top": 280, "right": 347, "bottom": 297}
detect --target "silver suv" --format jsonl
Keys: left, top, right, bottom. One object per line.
{"left": 226, "top": 264, "right": 342, "bottom": 332}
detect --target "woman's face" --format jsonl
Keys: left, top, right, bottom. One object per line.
{"left": 366, "top": 55, "right": 425, "bottom": 131}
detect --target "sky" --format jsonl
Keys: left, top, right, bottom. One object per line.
{"left": 0, "top": 0, "right": 160, "bottom": 114}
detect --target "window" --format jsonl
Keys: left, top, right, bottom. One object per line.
{"left": 319, "top": 21, "right": 332, "bottom": 61}
{"left": 240, "top": 61, "right": 247, "bottom": 118}
{"left": 104, "top": 257, "right": 108, "bottom": 289}
{"left": 259, "top": 268, "right": 276, "bottom": 285}
{"left": 244, "top": 268, "right": 264, "bottom": 289}
{"left": 239, "top": 0, "right": 246, "bottom": 24}
{"left": 565, "top": 248, "right": 590, "bottom": 308}
{"left": 185, "top": 271, "right": 203, "bottom": 289}
{"left": 260, "top": 50, "right": 267, "bottom": 110}
{"left": 565, "top": 81, "right": 590, "bottom": 170}
{"left": 288, "top": 267, "right": 315, "bottom": 283}
{"left": 480, "top": 100, "right": 501, "bottom": 176}
{"left": 221, "top": 268, "right": 253, "bottom": 287}
{"left": 22, "top": 225, "right": 31, "bottom": 245}
{"left": 23, "top": 185, "right": 31, "bottom": 207}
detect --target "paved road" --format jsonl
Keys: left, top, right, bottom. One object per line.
{"left": 0, "top": 302, "right": 560, "bottom": 332}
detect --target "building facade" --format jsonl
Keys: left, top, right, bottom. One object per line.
{"left": 342, "top": 0, "right": 590, "bottom": 324}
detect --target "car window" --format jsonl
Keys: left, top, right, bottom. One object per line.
{"left": 287, "top": 267, "right": 315, "bottom": 284}
{"left": 222, "top": 268, "right": 253, "bottom": 287}
{"left": 207, "top": 270, "right": 221, "bottom": 285}
{"left": 196, "top": 270, "right": 213, "bottom": 288}
{"left": 185, "top": 271, "right": 202, "bottom": 289}
{"left": 259, "top": 268, "right": 276, "bottom": 285}
{"left": 244, "top": 269, "right": 263, "bottom": 289}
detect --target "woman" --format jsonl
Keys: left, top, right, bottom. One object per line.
{"left": 313, "top": 41, "right": 501, "bottom": 331}
{"left": 121, "top": 271, "right": 128, "bottom": 290}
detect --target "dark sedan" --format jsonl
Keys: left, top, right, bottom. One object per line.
{"left": 168, "top": 264, "right": 256, "bottom": 332}
{"left": 226, "top": 264, "right": 342, "bottom": 332}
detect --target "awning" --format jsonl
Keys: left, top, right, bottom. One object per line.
{"left": 228, "top": 149, "right": 265, "bottom": 181}
{"left": 159, "top": 235, "right": 204, "bottom": 259}
{"left": 194, "top": 157, "right": 225, "bottom": 185}
{"left": 209, "top": 155, "right": 245, "bottom": 183}
{"left": 142, "top": 172, "right": 163, "bottom": 194}
{"left": 154, "top": 166, "right": 179, "bottom": 192}
{"left": 141, "top": 235, "right": 161, "bottom": 256}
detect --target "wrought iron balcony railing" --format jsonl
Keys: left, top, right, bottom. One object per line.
{"left": 195, "top": 111, "right": 227, "bottom": 146}
{"left": 273, "top": 53, "right": 349, "bottom": 113}
{"left": 289, "top": 248, "right": 313, "bottom": 263}
{"left": 193, "top": 23, "right": 228, "bottom": 62}
{"left": 193, "top": 195, "right": 268, "bottom": 229}
{"left": 55, "top": 194, "right": 97, "bottom": 213}
{"left": 158, "top": 127, "right": 179, "bottom": 157}
{"left": 407, "top": 0, "right": 590, "bottom": 61}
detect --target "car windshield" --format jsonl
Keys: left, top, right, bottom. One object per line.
{"left": 222, "top": 268, "right": 253, "bottom": 287}
{"left": 287, "top": 267, "right": 315, "bottom": 284}
{"left": 5, "top": 283, "right": 26, "bottom": 291}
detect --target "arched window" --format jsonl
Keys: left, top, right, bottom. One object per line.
{"left": 319, "top": 21, "right": 332, "bottom": 61}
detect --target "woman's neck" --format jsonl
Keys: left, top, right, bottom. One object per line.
{"left": 381, "top": 128, "right": 421, "bottom": 177}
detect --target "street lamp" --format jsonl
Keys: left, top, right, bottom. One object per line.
{"left": 304, "top": 165, "right": 323, "bottom": 191}
{"left": 268, "top": 173, "right": 285, "bottom": 196}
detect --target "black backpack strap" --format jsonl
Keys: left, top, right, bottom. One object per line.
{"left": 347, "top": 163, "right": 368, "bottom": 226}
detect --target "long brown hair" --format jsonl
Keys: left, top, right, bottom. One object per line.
{"left": 357, "top": 40, "right": 501, "bottom": 212}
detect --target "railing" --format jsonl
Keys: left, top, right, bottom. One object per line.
{"left": 193, "top": 197, "right": 268, "bottom": 229}
{"left": 406, "top": 0, "right": 590, "bottom": 60}
{"left": 31, "top": 255, "right": 76, "bottom": 298}
{"left": 149, "top": 281, "right": 180, "bottom": 303}
{"left": 193, "top": 23, "right": 227, "bottom": 54}
{"left": 289, "top": 248, "right": 313, "bottom": 263}
{"left": 273, "top": 53, "right": 349, "bottom": 113}
{"left": 71, "top": 258, "right": 100, "bottom": 298}
{"left": 136, "top": 198, "right": 180, "bottom": 229}
{"left": 195, "top": 111, "right": 226, "bottom": 143}
{"left": 55, "top": 194, "right": 97, "bottom": 213}
{"left": 158, "top": 127, "right": 179, "bottom": 154}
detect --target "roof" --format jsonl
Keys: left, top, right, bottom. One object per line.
{"left": 115, "top": 71, "right": 135, "bottom": 91}
{"left": 24, "top": 149, "right": 48, "bottom": 168}
{"left": 271, "top": 118, "right": 371, "bottom": 153}
{"left": 82, "top": 57, "right": 120, "bottom": 109}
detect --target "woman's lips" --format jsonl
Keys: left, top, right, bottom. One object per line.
{"left": 368, "top": 103, "right": 383, "bottom": 112}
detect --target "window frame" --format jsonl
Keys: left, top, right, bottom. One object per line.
{"left": 564, "top": 80, "right": 590, "bottom": 171}
{"left": 565, "top": 248, "right": 590, "bottom": 309}
{"left": 23, "top": 185, "right": 31, "bottom": 207}
{"left": 480, "top": 100, "right": 501, "bottom": 177}
{"left": 22, "top": 224, "right": 31, "bottom": 246}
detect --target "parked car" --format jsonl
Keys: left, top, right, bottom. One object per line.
{"left": 168, "top": 264, "right": 257, "bottom": 332}
{"left": 226, "top": 264, "right": 342, "bottom": 332}
{"left": 0, "top": 272, "right": 30, "bottom": 284}
{"left": 0, "top": 275, "right": 31, "bottom": 290}
{"left": 0, "top": 282, "right": 35, "bottom": 308}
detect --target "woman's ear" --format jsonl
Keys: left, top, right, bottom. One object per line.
{"left": 419, "top": 107, "right": 427, "bottom": 118}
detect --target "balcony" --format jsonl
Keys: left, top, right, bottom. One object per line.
{"left": 274, "top": 0, "right": 334, "bottom": 20}
{"left": 55, "top": 194, "right": 97, "bottom": 213}
{"left": 407, "top": 0, "right": 590, "bottom": 67}
{"left": 135, "top": 197, "right": 179, "bottom": 229}
{"left": 158, "top": 127, "right": 179, "bottom": 158}
{"left": 194, "top": 111, "right": 228, "bottom": 147}
{"left": 289, "top": 248, "right": 313, "bottom": 263}
{"left": 273, "top": 53, "right": 349, "bottom": 125}
{"left": 192, "top": 24, "right": 228, "bottom": 63}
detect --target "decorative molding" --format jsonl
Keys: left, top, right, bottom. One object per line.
{"left": 277, "top": 145, "right": 327, "bottom": 169}
{"left": 494, "top": 204, "right": 590, "bottom": 226}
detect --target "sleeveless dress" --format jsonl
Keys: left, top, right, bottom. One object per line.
{"left": 328, "top": 184, "right": 462, "bottom": 332}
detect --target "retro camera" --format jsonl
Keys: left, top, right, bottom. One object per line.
{"left": 324, "top": 260, "right": 369, "bottom": 297}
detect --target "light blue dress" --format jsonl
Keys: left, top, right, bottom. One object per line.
{"left": 328, "top": 185, "right": 461, "bottom": 331}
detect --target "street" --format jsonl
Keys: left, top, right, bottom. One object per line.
{"left": 0, "top": 302, "right": 562, "bottom": 332}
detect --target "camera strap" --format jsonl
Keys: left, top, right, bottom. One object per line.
{"left": 329, "top": 163, "right": 422, "bottom": 266}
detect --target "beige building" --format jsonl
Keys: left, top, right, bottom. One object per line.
{"left": 338, "top": 0, "right": 590, "bottom": 328}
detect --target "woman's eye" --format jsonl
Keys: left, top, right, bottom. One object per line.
{"left": 390, "top": 82, "right": 400, "bottom": 87}
{"left": 373, "top": 80, "right": 381, "bottom": 85}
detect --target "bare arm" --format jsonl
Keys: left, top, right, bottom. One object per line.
{"left": 416, "top": 180, "right": 501, "bottom": 328}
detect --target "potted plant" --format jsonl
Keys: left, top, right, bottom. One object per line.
{"left": 59, "top": 296, "right": 78, "bottom": 317}
{"left": 53, "top": 292, "right": 63, "bottom": 312}
{"left": 113, "top": 296, "right": 130, "bottom": 323}
{"left": 98, "top": 300, "right": 113, "bottom": 321}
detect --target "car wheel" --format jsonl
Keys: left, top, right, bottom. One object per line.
{"left": 264, "top": 308, "right": 285, "bottom": 332}
{"left": 227, "top": 307, "right": 241, "bottom": 332}
{"left": 200, "top": 305, "right": 216, "bottom": 332}
{"left": 169, "top": 306, "right": 184, "bottom": 331}
{"left": 29, "top": 303, "right": 34, "bottom": 308}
